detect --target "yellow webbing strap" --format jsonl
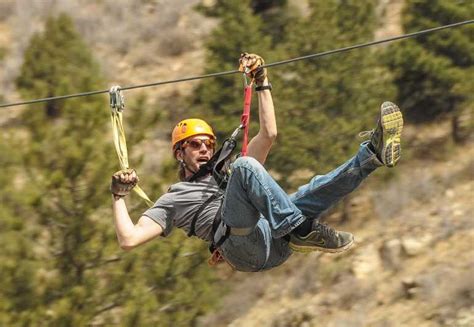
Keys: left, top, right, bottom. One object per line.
{"left": 109, "top": 86, "right": 154, "bottom": 207}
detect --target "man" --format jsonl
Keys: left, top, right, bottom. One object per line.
{"left": 111, "top": 53, "right": 403, "bottom": 272}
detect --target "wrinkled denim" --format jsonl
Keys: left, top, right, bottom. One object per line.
{"left": 217, "top": 142, "right": 382, "bottom": 272}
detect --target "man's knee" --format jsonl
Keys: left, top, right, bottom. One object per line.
{"left": 232, "top": 156, "right": 263, "bottom": 171}
{"left": 230, "top": 157, "right": 266, "bottom": 185}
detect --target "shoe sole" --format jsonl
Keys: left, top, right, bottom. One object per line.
{"left": 380, "top": 101, "right": 404, "bottom": 167}
{"left": 289, "top": 237, "right": 354, "bottom": 254}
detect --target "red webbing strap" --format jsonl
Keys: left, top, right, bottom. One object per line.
{"left": 240, "top": 85, "right": 253, "bottom": 156}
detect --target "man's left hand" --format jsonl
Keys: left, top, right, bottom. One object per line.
{"left": 239, "top": 52, "right": 267, "bottom": 86}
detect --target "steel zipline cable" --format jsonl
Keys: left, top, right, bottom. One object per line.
{"left": 0, "top": 19, "right": 472, "bottom": 109}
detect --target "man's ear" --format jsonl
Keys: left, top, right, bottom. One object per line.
{"left": 176, "top": 149, "right": 184, "bottom": 162}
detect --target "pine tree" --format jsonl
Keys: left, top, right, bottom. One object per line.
{"left": 200, "top": 0, "right": 297, "bottom": 46}
{"left": 0, "top": 128, "right": 41, "bottom": 326}
{"left": 190, "top": 0, "right": 395, "bottom": 189}
{"left": 9, "top": 14, "right": 219, "bottom": 325}
{"left": 268, "top": 0, "right": 396, "bottom": 187}
{"left": 249, "top": 0, "right": 298, "bottom": 46}
{"left": 12, "top": 13, "right": 119, "bottom": 325}
{"left": 386, "top": 0, "right": 473, "bottom": 135}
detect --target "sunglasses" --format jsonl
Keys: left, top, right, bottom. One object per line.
{"left": 182, "top": 138, "right": 216, "bottom": 150}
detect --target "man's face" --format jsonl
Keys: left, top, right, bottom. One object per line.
{"left": 176, "top": 135, "right": 215, "bottom": 177}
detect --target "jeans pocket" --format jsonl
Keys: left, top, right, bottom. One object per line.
{"left": 221, "top": 232, "right": 266, "bottom": 272}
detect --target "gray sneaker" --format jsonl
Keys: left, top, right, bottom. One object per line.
{"left": 289, "top": 221, "right": 354, "bottom": 253}
{"left": 360, "top": 101, "right": 404, "bottom": 167}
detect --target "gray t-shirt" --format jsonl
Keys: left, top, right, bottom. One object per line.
{"left": 142, "top": 175, "right": 224, "bottom": 242}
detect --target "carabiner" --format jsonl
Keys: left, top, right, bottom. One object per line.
{"left": 242, "top": 73, "right": 255, "bottom": 88}
{"left": 109, "top": 85, "right": 125, "bottom": 113}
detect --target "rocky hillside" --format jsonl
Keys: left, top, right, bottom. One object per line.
{"left": 201, "top": 122, "right": 474, "bottom": 327}
{"left": 0, "top": 0, "right": 215, "bottom": 105}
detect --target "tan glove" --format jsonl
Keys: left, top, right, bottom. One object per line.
{"left": 238, "top": 52, "right": 267, "bottom": 86}
{"left": 110, "top": 168, "right": 138, "bottom": 198}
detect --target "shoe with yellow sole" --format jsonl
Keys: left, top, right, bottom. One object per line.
{"left": 360, "top": 101, "right": 404, "bottom": 167}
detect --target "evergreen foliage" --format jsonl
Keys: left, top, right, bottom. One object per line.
{"left": 190, "top": 0, "right": 471, "bottom": 186}
{"left": 269, "top": 0, "right": 396, "bottom": 187}
{"left": 249, "top": 0, "right": 301, "bottom": 47}
{"left": 0, "top": 130, "right": 40, "bottom": 326}
{"left": 199, "top": 0, "right": 296, "bottom": 46}
{"left": 1, "top": 14, "right": 218, "bottom": 326}
{"left": 386, "top": 0, "right": 474, "bottom": 124}
{"left": 191, "top": 0, "right": 396, "bottom": 188}
{"left": 13, "top": 16, "right": 116, "bottom": 325}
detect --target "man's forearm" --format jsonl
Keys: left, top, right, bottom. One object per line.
{"left": 257, "top": 84, "right": 277, "bottom": 140}
{"left": 112, "top": 195, "right": 136, "bottom": 247}
{"left": 246, "top": 78, "right": 277, "bottom": 164}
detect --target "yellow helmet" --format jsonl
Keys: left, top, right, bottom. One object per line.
{"left": 171, "top": 118, "right": 216, "bottom": 150}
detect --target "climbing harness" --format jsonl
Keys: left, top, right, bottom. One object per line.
{"left": 188, "top": 74, "right": 254, "bottom": 186}
{"left": 188, "top": 74, "right": 255, "bottom": 266}
{"left": 109, "top": 86, "right": 154, "bottom": 207}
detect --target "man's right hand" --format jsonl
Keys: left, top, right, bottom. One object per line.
{"left": 110, "top": 168, "right": 139, "bottom": 199}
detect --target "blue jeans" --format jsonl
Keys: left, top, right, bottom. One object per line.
{"left": 216, "top": 142, "right": 382, "bottom": 272}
